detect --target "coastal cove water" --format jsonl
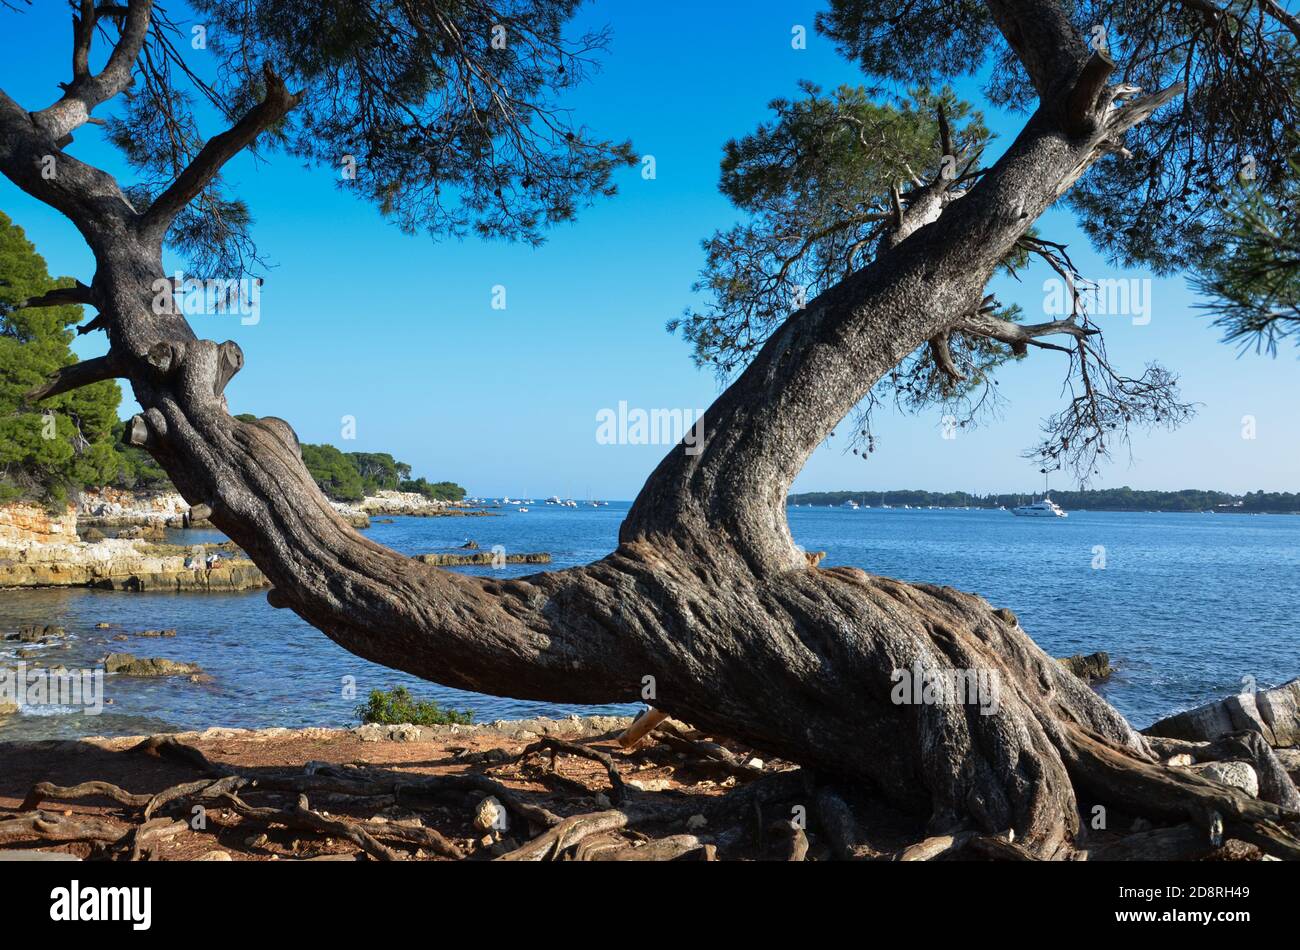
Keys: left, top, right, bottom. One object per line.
{"left": 1, "top": 503, "right": 1296, "bottom": 740}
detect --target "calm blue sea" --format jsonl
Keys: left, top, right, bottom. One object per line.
{"left": 1, "top": 503, "right": 1296, "bottom": 740}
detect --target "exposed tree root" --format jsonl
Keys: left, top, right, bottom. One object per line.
{"left": 0, "top": 811, "right": 126, "bottom": 846}
{"left": 1144, "top": 732, "right": 1300, "bottom": 811}
{"left": 1060, "top": 723, "right": 1300, "bottom": 860}
{"left": 213, "top": 791, "right": 409, "bottom": 862}
{"left": 7, "top": 724, "right": 1298, "bottom": 861}
{"left": 894, "top": 832, "right": 974, "bottom": 862}
{"left": 517, "top": 736, "right": 628, "bottom": 805}
{"left": 815, "top": 786, "right": 873, "bottom": 860}
{"left": 649, "top": 722, "right": 769, "bottom": 780}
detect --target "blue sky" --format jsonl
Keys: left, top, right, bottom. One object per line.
{"left": 2, "top": 2, "right": 1296, "bottom": 499}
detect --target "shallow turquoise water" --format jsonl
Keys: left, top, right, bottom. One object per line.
{"left": 1, "top": 504, "right": 1296, "bottom": 739}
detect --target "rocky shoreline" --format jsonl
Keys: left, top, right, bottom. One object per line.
{"left": 332, "top": 490, "right": 498, "bottom": 528}
{"left": 0, "top": 493, "right": 534, "bottom": 592}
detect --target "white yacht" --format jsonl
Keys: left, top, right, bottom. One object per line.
{"left": 841, "top": 499, "right": 859, "bottom": 509}
{"left": 1012, "top": 497, "right": 1067, "bottom": 518}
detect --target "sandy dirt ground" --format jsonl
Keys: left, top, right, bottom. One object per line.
{"left": 0, "top": 716, "right": 837, "bottom": 861}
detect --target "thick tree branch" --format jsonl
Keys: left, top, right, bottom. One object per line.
{"left": 72, "top": 0, "right": 96, "bottom": 81}
{"left": 1260, "top": 0, "right": 1300, "bottom": 42}
{"left": 1066, "top": 50, "right": 1117, "bottom": 137}
{"left": 928, "top": 331, "right": 965, "bottom": 382}
{"left": 24, "top": 352, "right": 125, "bottom": 403}
{"left": 139, "top": 65, "right": 302, "bottom": 240}
{"left": 0, "top": 89, "right": 140, "bottom": 238}
{"left": 984, "top": 0, "right": 1090, "bottom": 98}
{"left": 20, "top": 281, "right": 93, "bottom": 309}
{"left": 31, "top": 0, "right": 153, "bottom": 142}
{"left": 624, "top": 75, "right": 1180, "bottom": 567}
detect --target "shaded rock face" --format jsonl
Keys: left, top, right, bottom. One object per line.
{"left": 1145, "top": 679, "right": 1300, "bottom": 747}
{"left": 1057, "top": 651, "right": 1113, "bottom": 684}
{"left": 7, "top": 624, "right": 68, "bottom": 643}
{"left": 103, "top": 653, "right": 203, "bottom": 677}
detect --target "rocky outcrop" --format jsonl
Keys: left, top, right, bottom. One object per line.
{"left": 0, "top": 518, "right": 556, "bottom": 590}
{"left": 77, "top": 488, "right": 203, "bottom": 531}
{"left": 3, "top": 624, "right": 67, "bottom": 643}
{"left": 327, "top": 493, "right": 492, "bottom": 527}
{"left": 329, "top": 501, "right": 370, "bottom": 528}
{"left": 351, "top": 714, "right": 633, "bottom": 744}
{"left": 360, "top": 490, "right": 450, "bottom": 516}
{"left": 103, "top": 653, "right": 204, "bottom": 677}
{"left": 1145, "top": 678, "right": 1300, "bottom": 747}
{"left": 0, "top": 502, "right": 77, "bottom": 547}
{"left": 1057, "top": 651, "right": 1113, "bottom": 684}
{"left": 0, "top": 532, "right": 268, "bottom": 592}
{"left": 91, "top": 561, "right": 267, "bottom": 592}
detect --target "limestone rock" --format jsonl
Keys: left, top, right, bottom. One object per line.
{"left": 1146, "top": 679, "right": 1300, "bottom": 747}
{"left": 0, "top": 502, "right": 76, "bottom": 546}
{"left": 627, "top": 778, "right": 673, "bottom": 792}
{"left": 0, "top": 519, "right": 268, "bottom": 592}
{"left": 473, "top": 796, "right": 507, "bottom": 833}
{"left": 1255, "top": 679, "right": 1300, "bottom": 747}
{"left": 352, "top": 723, "right": 423, "bottom": 742}
{"left": 1189, "top": 760, "right": 1260, "bottom": 798}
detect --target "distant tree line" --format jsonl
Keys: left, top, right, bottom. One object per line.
{"left": 789, "top": 488, "right": 1300, "bottom": 513}
{"left": 1, "top": 209, "right": 464, "bottom": 509}
{"left": 290, "top": 439, "right": 464, "bottom": 504}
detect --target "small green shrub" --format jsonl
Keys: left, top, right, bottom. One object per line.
{"left": 354, "top": 686, "right": 474, "bottom": 726}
